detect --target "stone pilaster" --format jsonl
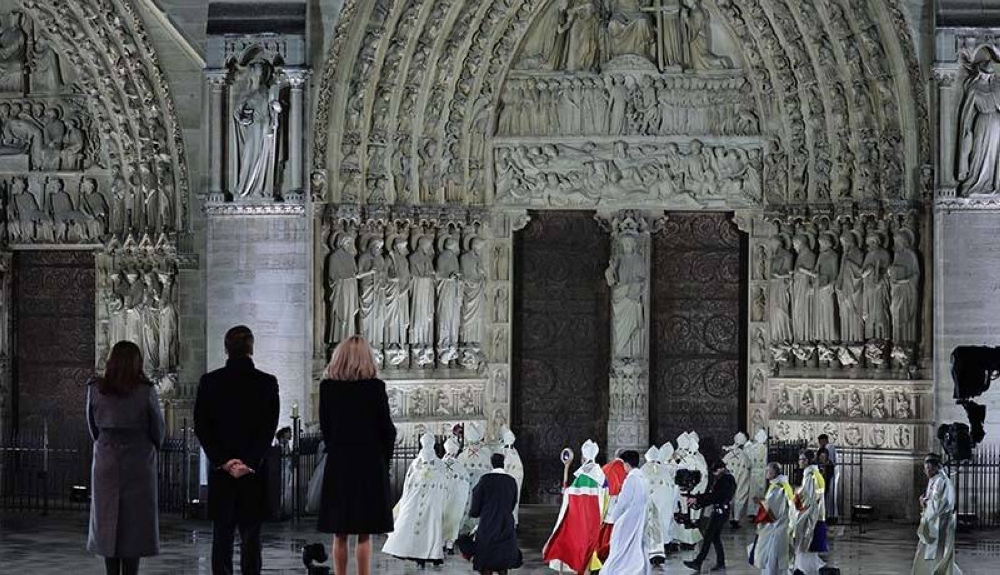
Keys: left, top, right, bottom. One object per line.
{"left": 285, "top": 70, "right": 309, "bottom": 199}
{"left": 599, "top": 210, "right": 651, "bottom": 455}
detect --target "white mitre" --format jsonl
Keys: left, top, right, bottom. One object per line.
{"left": 735, "top": 431, "right": 748, "bottom": 447}
{"left": 465, "top": 421, "right": 485, "bottom": 443}
{"left": 500, "top": 425, "right": 516, "bottom": 448}
{"left": 581, "top": 439, "right": 599, "bottom": 463}
{"left": 754, "top": 428, "right": 768, "bottom": 444}
{"left": 660, "top": 442, "right": 675, "bottom": 462}
{"left": 644, "top": 446, "right": 659, "bottom": 464}
{"left": 419, "top": 432, "right": 437, "bottom": 461}
{"left": 444, "top": 436, "right": 461, "bottom": 456}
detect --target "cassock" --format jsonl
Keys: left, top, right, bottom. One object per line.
{"left": 602, "top": 467, "right": 652, "bottom": 575}
{"left": 469, "top": 469, "right": 522, "bottom": 572}
{"left": 382, "top": 434, "right": 449, "bottom": 563}
{"left": 442, "top": 438, "right": 471, "bottom": 550}
{"left": 912, "top": 470, "right": 963, "bottom": 575}
{"left": 544, "top": 440, "right": 606, "bottom": 574}
{"left": 791, "top": 464, "right": 828, "bottom": 575}
{"left": 749, "top": 474, "right": 793, "bottom": 575}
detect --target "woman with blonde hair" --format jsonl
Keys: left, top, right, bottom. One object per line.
{"left": 317, "top": 335, "right": 397, "bottom": 575}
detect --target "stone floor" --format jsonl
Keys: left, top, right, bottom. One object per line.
{"left": 2, "top": 509, "right": 998, "bottom": 574}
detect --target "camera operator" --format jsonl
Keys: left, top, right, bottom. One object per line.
{"left": 683, "top": 460, "right": 736, "bottom": 572}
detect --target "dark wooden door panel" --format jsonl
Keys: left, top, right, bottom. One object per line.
{"left": 651, "top": 213, "right": 746, "bottom": 463}
{"left": 512, "top": 211, "right": 610, "bottom": 504}
{"left": 15, "top": 251, "right": 96, "bottom": 444}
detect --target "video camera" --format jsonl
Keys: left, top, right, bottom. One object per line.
{"left": 673, "top": 468, "right": 703, "bottom": 529}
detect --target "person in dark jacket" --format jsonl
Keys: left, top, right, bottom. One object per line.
{"left": 87, "top": 341, "right": 165, "bottom": 575}
{"left": 317, "top": 335, "right": 396, "bottom": 575}
{"left": 684, "top": 460, "right": 737, "bottom": 572}
{"left": 194, "top": 326, "right": 280, "bottom": 575}
{"left": 467, "top": 453, "right": 522, "bottom": 575}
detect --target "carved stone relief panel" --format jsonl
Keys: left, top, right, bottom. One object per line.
{"left": 512, "top": 211, "right": 610, "bottom": 504}
{"left": 650, "top": 212, "right": 744, "bottom": 462}
{"left": 386, "top": 377, "right": 488, "bottom": 444}
{"left": 6, "top": 175, "right": 113, "bottom": 244}
{"left": 95, "top": 234, "right": 181, "bottom": 391}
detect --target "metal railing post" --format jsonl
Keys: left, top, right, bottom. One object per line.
{"left": 181, "top": 419, "right": 190, "bottom": 519}
{"left": 41, "top": 420, "right": 49, "bottom": 516}
{"left": 292, "top": 412, "right": 301, "bottom": 521}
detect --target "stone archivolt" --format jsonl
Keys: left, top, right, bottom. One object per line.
{"left": 313, "top": 0, "right": 928, "bottom": 209}
{"left": 17, "top": 0, "right": 189, "bottom": 234}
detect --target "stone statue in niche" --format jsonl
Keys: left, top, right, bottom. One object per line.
{"left": 751, "top": 327, "right": 767, "bottom": 363}
{"left": 409, "top": 236, "right": 437, "bottom": 366}
{"left": 62, "top": 118, "right": 85, "bottom": 170}
{"left": 777, "top": 388, "right": 793, "bottom": 415}
{"left": 0, "top": 12, "right": 25, "bottom": 94}
{"left": 123, "top": 269, "right": 145, "bottom": 347}
{"left": 29, "top": 33, "right": 64, "bottom": 94}
{"left": 358, "top": 236, "right": 388, "bottom": 360}
{"left": 607, "top": 0, "right": 655, "bottom": 62}
{"left": 141, "top": 271, "right": 160, "bottom": 369}
{"left": 813, "top": 232, "right": 839, "bottom": 342}
{"left": 836, "top": 230, "right": 865, "bottom": 342}
{"left": 750, "top": 368, "right": 764, "bottom": 402}
{"left": 755, "top": 244, "right": 767, "bottom": 280}
{"left": 822, "top": 392, "right": 842, "bottom": 416}
{"left": 0, "top": 102, "right": 39, "bottom": 161}
{"left": 751, "top": 286, "right": 765, "bottom": 322}
{"left": 232, "top": 59, "right": 282, "bottom": 198}
{"left": 861, "top": 232, "right": 891, "bottom": 340}
{"left": 385, "top": 236, "right": 411, "bottom": 365}
{"left": 325, "top": 233, "right": 360, "bottom": 346}
{"left": 157, "top": 269, "right": 178, "bottom": 371}
{"left": 889, "top": 228, "right": 920, "bottom": 344}
{"left": 956, "top": 59, "right": 1000, "bottom": 195}
{"left": 767, "top": 234, "right": 794, "bottom": 342}
{"left": 106, "top": 272, "right": 126, "bottom": 347}
{"left": 871, "top": 390, "right": 887, "bottom": 419}
{"left": 791, "top": 234, "right": 816, "bottom": 342}
{"left": 436, "top": 236, "right": 462, "bottom": 363}
{"left": 800, "top": 388, "right": 818, "bottom": 416}
{"left": 517, "top": 0, "right": 568, "bottom": 70}
{"left": 7, "top": 176, "right": 53, "bottom": 242}
{"left": 492, "top": 325, "right": 508, "bottom": 362}
{"left": 460, "top": 237, "right": 487, "bottom": 349}
{"left": 39, "top": 107, "right": 65, "bottom": 170}
{"left": 606, "top": 231, "right": 646, "bottom": 359}
{"left": 560, "top": 0, "right": 601, "bottom": 71}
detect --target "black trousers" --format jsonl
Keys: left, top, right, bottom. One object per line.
{"left": 694, "top": 511, "right": 727, "bottom": 566}
{"left": 212, "top": 516, "right": 262, "bottom": 575}
{"left": 104, "top": 558, "right": 139, "bottom": 575}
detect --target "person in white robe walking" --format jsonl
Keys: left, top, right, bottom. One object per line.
{"left": 791, "top": 449, "right": 828, "bottom": 575}
{"left": 749, "top": 462, "right": 793, "bottom": 575}
{"left": 382, "top": 433, "right": 449, "bottom": 567}
{"left": 912, "top": 453, "right": 963, "bottom": 575}
{"left": 602, "top": 450, "right": 652, "bottom": 575}
{"left": 442, "top": 437, "right": 471, "bottom": 553}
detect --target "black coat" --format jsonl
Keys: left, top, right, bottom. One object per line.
{"left": 317, "top": 378, "right": 396, "bottom": 534}
{"left": 194, "top": 357, "right": 280, "bottom": 521}
{"left": 695, "top": 471, "right": 737, "bottom": 515}
{"left": 469, "top": 472, "right": 522, "bottom": 571}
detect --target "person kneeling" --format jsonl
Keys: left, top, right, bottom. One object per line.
{"left": 462, "top": 453, "right": 522, "bottom": 575}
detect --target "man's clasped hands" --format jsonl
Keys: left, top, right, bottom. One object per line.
{"left": 222, "top": 458, "right": 255, "bottom": 479}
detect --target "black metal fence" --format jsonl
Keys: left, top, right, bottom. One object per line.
{"left": 948, "top": 443, "right": 1000, "bottom": 530}
{"left": 767, "top": 439, "right": 864, "bottom": 524}
{"left": 1, "top": 421, "right": 442, "bottom": 520}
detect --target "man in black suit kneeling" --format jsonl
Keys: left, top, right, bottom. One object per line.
{"left": 195, "top": 325, "right": 280, "bottom": 575}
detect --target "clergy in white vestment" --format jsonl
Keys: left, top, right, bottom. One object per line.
{"left": 441, "top": 436, "right": 471, "bottom": 552}
{"left": 749, "top": 462, "right": 793, "bottom": 575}
{"left": 643, "top": 443, "right": 679, "bottom": 564}
{"left": 672, "top": 432, "right": 708, "bottom": 546}
{"left": 601, "top": 450, "right": 652, "bottom": 575}
{"left": 723, "top": 431, "right": 752, "bottom": 526}
{"left": 745, "top": 429, "right": 770, "bottom": 512}
{"left": 912, "top": 453, "right": 964, "bottom": 575}
{"left": 499, "top": 426, "right": 525, "bottom": 524}
{"left": 790, "top": 449, "right": 828, "bottom": 575}
{"left": 458, "top": 422, "right": 494, "bottom": 534}
{"left": 382, "top": 433, "right": 450, "bottom": 566}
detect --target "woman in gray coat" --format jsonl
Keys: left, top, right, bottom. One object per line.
{"left": 87, "top": 341, "right": 165, "bottom": 575}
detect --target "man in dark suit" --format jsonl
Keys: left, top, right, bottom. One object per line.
{"left": 195, "top": 326, "right": 280, "bottom": 575}
{"left": 684, "top": 460, "right": 737, "bottom": 573}
{"left": 466, "top": 453, "right": 522, "bottom": 575}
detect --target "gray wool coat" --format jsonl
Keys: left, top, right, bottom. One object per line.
{"left": 86, "top": 380, "right": 165, "bottom": 558}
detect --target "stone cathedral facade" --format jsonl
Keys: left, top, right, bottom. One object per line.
{"left": 0, "top": 0, "right": 996, "bottom": 518}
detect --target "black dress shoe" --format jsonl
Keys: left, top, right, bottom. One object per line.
{"left": 683, "top": 559, "right": 702, "bottom": 571}
{"left": 710, "top": 564, "right": 727, "bottom": 572}
{"left": 729, "top": 520, "right": 740, "bottom": 529}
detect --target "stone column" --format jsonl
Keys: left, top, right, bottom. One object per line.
{"left": 599, "top": 210, "right": 651, "bottom": 455}
{"left": 205, "top": 70, "right": 227, "bottom": 201}
{"left": 285, "top": 70, "right": 309, "bottom": 198}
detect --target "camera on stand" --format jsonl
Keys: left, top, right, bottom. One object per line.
{"left": 672, "top": 468, "right": 703, "bottom": 528}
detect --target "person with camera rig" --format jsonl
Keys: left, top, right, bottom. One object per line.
{"left": 683, "top": 460, "right": 737, "bottom": 573}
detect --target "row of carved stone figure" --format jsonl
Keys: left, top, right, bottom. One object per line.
{"left": 325, "top": 230, "right": 488, "bottom": 368}
{"left": 6, "top": 177, "right": 107, "bottom": 243}
{"left": 0, "top": 102, "right": 90, "bottom": 171}
{"left": 516, "top": 0, "right": 731, "bottom": 73}
{"left": 765, "top": 227, "right": 920, "bottom": 346}
{"left": 103, "top": 267, "right": 179, "bottom": 375}
{"left": 775, "top": 387, "right": 914, "bottom": 421}
{"left": 498, "top": 76, "right": 756, "bottom": 137}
